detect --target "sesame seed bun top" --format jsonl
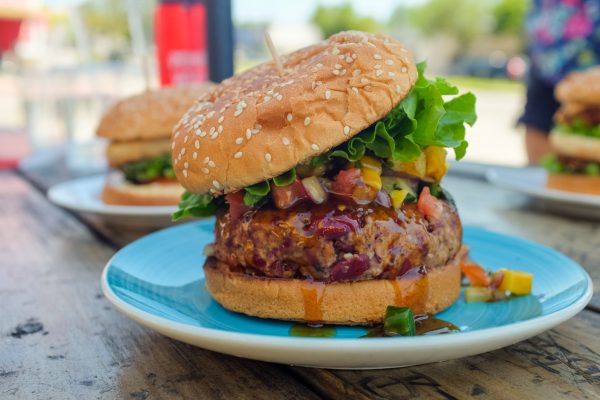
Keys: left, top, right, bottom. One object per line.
{"left": 171, "top": 31, "right": 418, "bottom": 196}
{"left": 555, "top": 66, "right": 600, "bottom": 105}
{"left": 97, "top": 83, "right": 213, "bottom": 142}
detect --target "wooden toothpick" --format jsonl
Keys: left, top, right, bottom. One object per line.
{"left": 264, "top": 31, "right": 284, "bottom": 75}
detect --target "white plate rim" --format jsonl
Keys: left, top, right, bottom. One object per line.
{"left": 486, "top": 167, "right": 600, "bottom": 207}
{"left": 47, "top": 174, "right": 177, "bottom": 216}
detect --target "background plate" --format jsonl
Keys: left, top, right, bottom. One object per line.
{"left": 487, "top": 167, "right": 600, "bottom": 220}
{"left": 102, "top": 220, "right": 592, "bottom": 369}
{"left": 48, "top": 174, "right": 178, "bottom": 228}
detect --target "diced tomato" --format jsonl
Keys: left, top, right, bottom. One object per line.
{"left": 226, "top": 191, "right": 249, "bottom": 219}
{"left": 330, "top": 168, "right": 362, "bottom": 197}
{"left": 271, "top": 179, "right": 309, "bottom": 209}
{"left": 417, "top": 186, "right": 443, "bottom": 219}
{"left": 461, "top": 262, "right": 491, "bottom": 287}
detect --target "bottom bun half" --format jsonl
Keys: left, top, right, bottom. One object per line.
{"left": 204, "top": 247, "right": 466, "bottom": 325}
{"left": 101, "top": 177, "right": 184, "bottom": 206}
{"left": 546, "top": 174, "right": 600, "bottom": 196}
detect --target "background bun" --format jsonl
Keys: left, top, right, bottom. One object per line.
{"left": 546, "top": 174, "right": 600, "bottom": 195}
{"left": 97, "top": 83, "right": 213, "bottom": 141}
{"left": 101, "top": 174, "right": 183, "bottom": 205}
{"left": 172, "top": 31, "right": 418, "bottom": 195}
{"left": 555, "top": 67, "right": 600, "bottom": 105}
{"left": 550, "top": 131, "right": 600, "bottom": 162}
{"left": 204, "top": 247, "right": 465, "bottom": 325}
{"left": 106, "top": 138, "right": 171, "bottom": 167}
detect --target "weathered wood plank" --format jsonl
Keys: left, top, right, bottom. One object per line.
{"left": 0, "top": 172, "right": 319, "bottom": 399}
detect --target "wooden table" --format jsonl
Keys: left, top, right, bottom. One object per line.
{"left": 2, "top": 158, "right": 600, "bottom": 400}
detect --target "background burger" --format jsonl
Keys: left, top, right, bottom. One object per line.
{"left": 171, "top": 31, "right": 477, "bottom": 325}
{"left": 543, "top": 67, "right": 600, "bottom": 195}
{"left": 97, "top": 83, "right": 211, "bottom": 205}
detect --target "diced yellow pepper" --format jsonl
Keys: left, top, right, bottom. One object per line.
{"left": 425, "top": 146, "right": 448, "bottom": 182}
{"left": 361, "top": 168, "right": 382, "bottom": 190}
{"left": 360, "top": 156, "right": 382, "bottom": 174}
{"left": 499, "top": 270, "right": 533, "bottom": 295}
{"left": 390, "top": 189, "right": 408, "bottom": 208}
{"left": 389, "top": 152, "right": 426, "bottom": 178}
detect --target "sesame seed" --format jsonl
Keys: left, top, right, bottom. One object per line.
{"left": 340, "top": 69, "right": 347, "bottom": 75}
{"left": 286, "top": 113, "right": 293, "bottom": 122}
{"left": 218, "top": 125, "right": 223, "bottom": 133}
{"left": 246, "top": 130, "right": 252, "bottom": 139}
{"left": 304, "top": 117, "right": 311, "bottom": 126}
{"left": 171, "top": 142, "right": 175, "bottom": 150}
{"left": 209, "top": 188, "right": 216, "bottom": 194}
{"left": 234, "top": 151, "right": 243, "bottom": 159}
{"left": 212, "top": 180, "right": 221, "bottom": 189}
{"left": 343, "top": 126, "right": 350, "bottom": 135}
{"left": 209, "top": 160, "right": 216, "bottom": 168}
{"left": 203, "top": 157, "right": 209, "bottom": 164}
{"left": 400, "top": 47, "right": 408, "bottom": 53}
{"left": 183, "top": 135, "right": 189, "bottom": 143}
{"left": 195, "top": 140, "right": 200, "bottom": 149}
{"left": 178, "top": 154, "right": 182, "bottom": 160}
{"left": 332, "top": 47, "right": 340, "bottom": 55}
{"left": 218, "top": 116, "right": 224, "bottom": 123}
{"left": 325, "top": 90, "right": 331, "bottom": 99}
{"left": 264, "top": 96, "right": 271, "bottom": 102}
{"left": 332, "top": 69, "right": 340, "bottom": 76}
{"left": 374, "top": 64, "right": 381, "bottom": 69}
{"left": 209, "top": 127, "right": 215, "bottom": 135}
{"left": 396, "top": 84, "right": 401, "bottom": 93}
{"left": 199, "top": 130, "right": 206, "bottom": 137}
{"left": 311, "top": 143, "right": 319, "bottom": 151}
{"left": 352, "top": 53, "right": 358, "bottom": 59}
{"left": 388, "top": 72, "right": 396, "bottom": 77}
{"left": 282, "top": 137, "right": 290, "bottom": 145}
{"left": 386, "top": 59, "right": 394, "bottom": 65}
{"left": 361, "top": 78, "right": 369, "bottom": 84}
{"left": 193, "top": 152, "right": 198, "bottom": 160}
{"left": 316, "top": 63, "right": 323, "bottom": 68}
{"left": 334, "top": 63, "right": 342, "bottom": 69}
{"left": 202, "top": 168, "right": 209, "bottom": 174}
{"left": 207, "top": 111, "right": 215, "bottom": 118}
{"left": 181, "top": 147, "right": 186, "bottom": 155}
{"left": 182, "top": 169, "right": 188, "bottom": 178}
{"left": 184, "top": 161, "right": 189, "bottom": 169}
{"left": 338, "top": 54, "right": 344, "bottom": 60}
{"left": 276, "top": 94, "right": 283, "bottom": 101}
{"left": 401, "top": 67, "right": 408, "bottom": 73}
{"left": 346, "top": 56, "right": 353, "bottom": 63}
{"left": 353, "top": 69, "right": 361, "bottom": 77}
{"left": 352, "top": 87, "right": 359, "bottom": 94}
{"left": 374, "top": 53, "right": 382, "bottom": 60}
{"left": 234, "top": 109, "right": 243, "bottom": 117}
{"left": 376, "top": 69, "right": 384, "bottom": 76}
{"left": 265, "top": 153, "right": 272, "bottom": 162}
{"left": 235, "top": 137, "right": 243, "bottom": 144}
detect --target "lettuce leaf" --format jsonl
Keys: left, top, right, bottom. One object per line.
{"left": 172, "top": 192, "right": 222, "bottom": 221}
{"left": 557, "top": 120, "right": 600, "bottom": 138}
{"left": 323, "top": 62, "right": 476, "bottom": 163}
{"left": 119, "top": 154, "right": 175, "bottom": 184}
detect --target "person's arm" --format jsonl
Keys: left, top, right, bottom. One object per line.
{"left": 525, "top": 127, "right": 552, "bottom": 165}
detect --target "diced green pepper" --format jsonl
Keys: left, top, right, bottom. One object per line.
{"left": 383, "top": 306, "right": 416, "bottom": 336}
{"left": 464, "top": 287, "right": 493, "bottom": 303}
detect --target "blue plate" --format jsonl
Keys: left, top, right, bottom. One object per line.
{"left": 102, "top": 221, "right": 592, "bottom": 369}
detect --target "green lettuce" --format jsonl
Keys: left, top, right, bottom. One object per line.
{"left": 556, "top": 120, "right": 600, "bottom": 139}
{"left": 119, "top": 154, "right": 175, "bottom": 184}
{"left": 541, "top": 154, "right": 600, "bottom": 176}
{"left": 172, "top": 192, "right": 224, "bottom": 221}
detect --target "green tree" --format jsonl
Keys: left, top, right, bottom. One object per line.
{"left": 408, "top": 0, "right": 488, "bottom": 47}
{"left": 312, "top": 3, "right": 379, "bottom": 38}
{"left": 493, "top": 0, "right": 529, "bottom": 35}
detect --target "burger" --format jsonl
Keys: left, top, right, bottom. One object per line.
{"left": 171, "top": 31, "right": 476, "bottom": 324}
{"left": 543, "top": 67, "right": 600, "bottom": 195}
{"left": 97, "top": 83, "right": 211, "bottom": 205}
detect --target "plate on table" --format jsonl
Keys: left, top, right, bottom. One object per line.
{"left": 101, "top": 220, "right": 592, "bottom": 369}
{"left": 486, "top": 167, "right": 600, "bottom": 219}
{"left": 48, "top": 174, "right": 178, "bottom": 228}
